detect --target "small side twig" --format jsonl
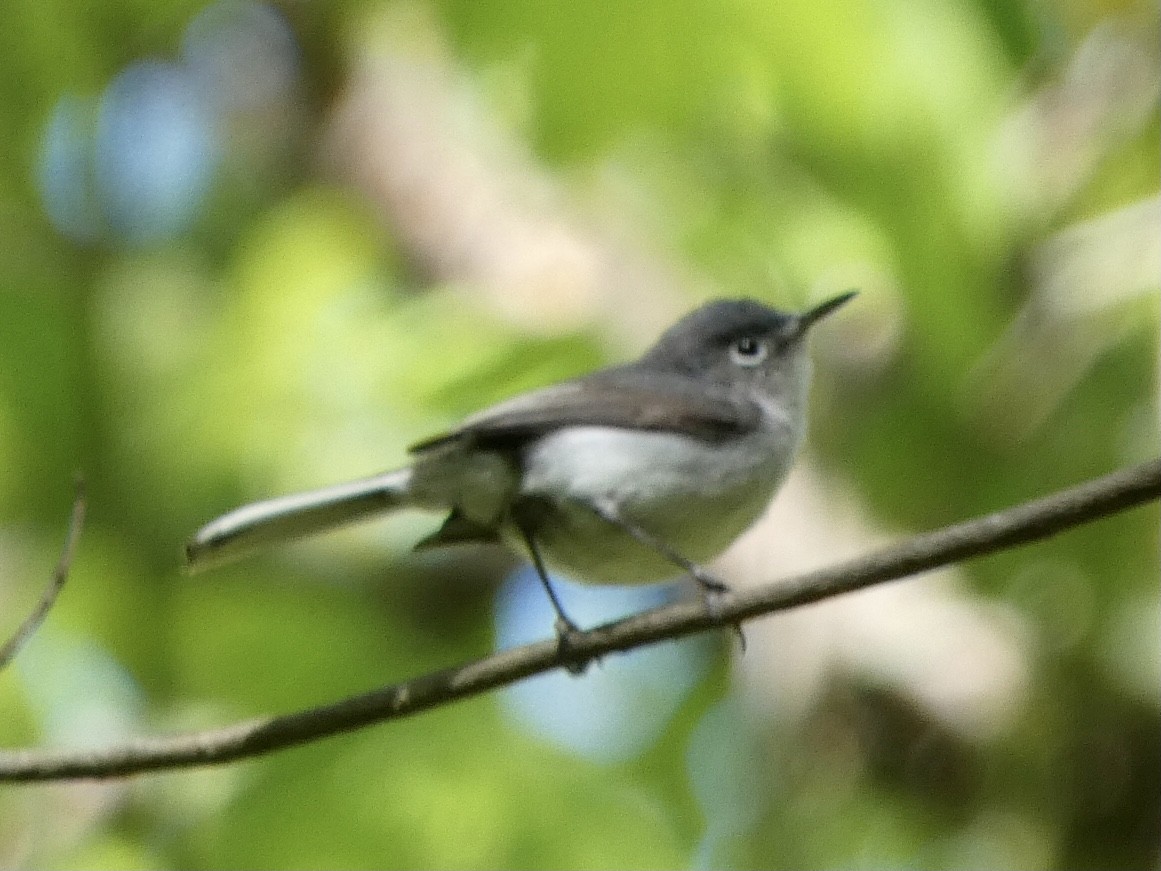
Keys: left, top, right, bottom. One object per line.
{"left": 0, "top": 478, "right": 87, "bottom": 672}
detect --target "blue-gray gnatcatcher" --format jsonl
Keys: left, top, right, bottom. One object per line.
{"left": 187, "top": 293, "right": 855, "bottom": 643}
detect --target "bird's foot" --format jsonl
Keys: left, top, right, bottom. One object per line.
{"left": 554, "top": 616, "right": 596, "bottom": 675}
{"left": 692, "top": 571, "right": 746, "bottom": 653}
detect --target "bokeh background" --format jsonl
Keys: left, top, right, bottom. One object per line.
{"left": 0, "top": 0, "right": 1158, "bottom": 868}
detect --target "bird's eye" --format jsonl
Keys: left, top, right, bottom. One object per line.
{"left": 729, "top": 336, "right": 768, "bottom": 366}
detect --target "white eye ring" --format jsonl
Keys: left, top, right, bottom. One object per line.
{"left": 729, "top": 337, "right": 768, "bottom": 366}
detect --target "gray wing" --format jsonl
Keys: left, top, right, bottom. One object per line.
{"left": 410, "top": 371, "right": 758, "bottom": 454}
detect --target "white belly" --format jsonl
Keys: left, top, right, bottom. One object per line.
{"left": 514, "top": 423, "right": 800, "bottom": 584}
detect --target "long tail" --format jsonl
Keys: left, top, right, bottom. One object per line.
{"left": 185, "top": 468, "right": 413, "bottom": 571}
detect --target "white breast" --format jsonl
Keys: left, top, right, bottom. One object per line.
{"left": 517, "top": 416, "right": 802, "bottom": 584}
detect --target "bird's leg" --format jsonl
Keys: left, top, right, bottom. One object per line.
{"left": 581, "top": 496, "right": 727, "bottom": 592}
{"left": 580, "top": 496, "right": 746, "bottom": 652}
{"left": 514, "top": 521, "right": 592, "bottom": 675}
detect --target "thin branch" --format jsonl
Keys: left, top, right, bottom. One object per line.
{"left": 0, "top": 478, "right": 86, "bottom": 672}
{"left": 1, "top": 459, "right": 1158, "bottom": 782}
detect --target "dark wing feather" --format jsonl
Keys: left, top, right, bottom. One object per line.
{"left": 410, "top": 370, "right": 758, "bottom": 454}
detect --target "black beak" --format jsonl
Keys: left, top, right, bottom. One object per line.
{"left": 793, "top": 290, "right": 858, "bottom": 337}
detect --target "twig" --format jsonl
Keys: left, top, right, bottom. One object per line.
{"left": 0, "top": 459, "right": 1157, "bottom": 782}
{"left": 0, "top": 478, "right": 86, "bottom": 672}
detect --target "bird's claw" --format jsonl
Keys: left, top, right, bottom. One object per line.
{"left": 554, "top": 617, "right": 595, "bottom": 675}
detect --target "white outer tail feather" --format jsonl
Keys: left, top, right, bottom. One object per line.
{"left": 185, "top": 468, "right": 413, "bottom": 571}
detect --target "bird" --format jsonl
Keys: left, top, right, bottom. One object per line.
{"left": 186, "top": 293, "right": 856, "bottom": 647}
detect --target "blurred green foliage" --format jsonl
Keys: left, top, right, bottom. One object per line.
{"left": 0, "top": 0, "right": 1157, "bottom": 868}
